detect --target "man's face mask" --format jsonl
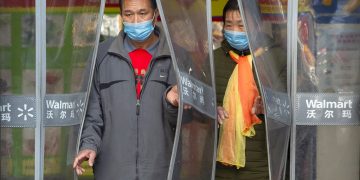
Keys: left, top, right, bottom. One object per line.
{"left": 123, "top": 13, "right": 155, "bottom": 42}
{"left": 224, "top": 30, "right": 249, "bottom": 51}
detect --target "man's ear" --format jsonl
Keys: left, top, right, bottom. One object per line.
{"left": 153, "top": 9, "right": 159, "bottom": 25}
{"left": 155, "top": 9, "right": 159, "bottom": 19}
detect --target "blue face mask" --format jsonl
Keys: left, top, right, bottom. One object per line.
{"left": 123, "top": 17, "right": 155, "bottom": 42}
{"left": 223, "top": 30, "right": 249, "bottom": 50}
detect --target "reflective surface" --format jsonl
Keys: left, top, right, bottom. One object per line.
{"left": 157, "top": 0, "right": 217, "bottom": 179}
{"left": 1, "top": 1, "right": 36, "bottom": 179}
{"left": 0, "top": 0, "right": 102, "bottom": 179}
{"left": 295, "top": 0, "right": 360, "bottom": 179}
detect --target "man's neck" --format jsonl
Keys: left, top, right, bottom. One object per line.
{"left": 129, "top": 33, "right": 158, "bottom": 49}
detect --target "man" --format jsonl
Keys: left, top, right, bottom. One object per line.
{"left": 214, "top": 0, "right": 268, "bottom": 179}
{"left": 72, "top": 0, "right": 179, "bottom": 179}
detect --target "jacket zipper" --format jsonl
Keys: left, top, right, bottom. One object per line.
{"left": 138, "top": 55, "right": 168, "bottom": 100}
{"left": 135, "top": 56, "right": 168, "bottom": 180}
{"left": 136, "top": 99, "right": 140, "bottom": 115}
{"left": 109, "top": 53, "right": 140, "bottom": 178}
{"left": 136, "top": 99, "right": 140, "bottom": 180}
{"left": 109, "top": 52, "right": 169, "bottom": 179}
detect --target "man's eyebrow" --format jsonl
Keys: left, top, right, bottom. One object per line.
{"left": 123, "top": 9, "right": 133, "bottom": 13}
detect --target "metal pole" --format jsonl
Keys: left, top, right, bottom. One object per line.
{"left": 35, "top": 0, "right": 46, "bottom": 179}
{"left": 288, "top": 0, "right": 299, "bottom": 179}
{"left": 206, "top": 0, "right": 218, "bottom": 179}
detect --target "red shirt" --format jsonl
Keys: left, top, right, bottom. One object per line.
{"left": 128, "top": 49, "right": 152, "bottom": 99}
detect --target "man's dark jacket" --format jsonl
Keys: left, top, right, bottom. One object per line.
{"left": 79, "top": 27, "right": 178, "bottom": 180}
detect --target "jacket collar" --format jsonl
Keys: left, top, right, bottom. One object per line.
{"left": 221, "top": 40, "right": 251, "bottom": 57}
{"left": 108, "top": 26, "right": 171, "bottom": 60}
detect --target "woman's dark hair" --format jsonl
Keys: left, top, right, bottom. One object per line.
{"left": 119, "top": 0, "right": 157, "bottom": 10}
{"left": 222, "top": 0, "right": 239, "bottom": 23}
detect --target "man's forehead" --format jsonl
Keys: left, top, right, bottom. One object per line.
{"left": 225, "top": 10, "right": 242, "bottom": 21}
{"left": 123, "top": 0, "right": 152, "bottom": 10}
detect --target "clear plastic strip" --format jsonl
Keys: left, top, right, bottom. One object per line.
{"left": 237, "top": 0, "right": 274, "bottom": 179}
{"left": 155, "top": 1, "right": 185, "bottom": 179}
{"left": 75, "top": 1, "right": 106, "bottom": 180}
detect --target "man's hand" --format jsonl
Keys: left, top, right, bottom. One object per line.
{"left": 166, "top": 85, "right": 191, "bottom": 109}
{"left": 252, "top": 96, "right": 264, "bottom": 115}
{"left": 73, "top": 149, "right": 96, "bottom": 175}
{"left": 217, "top": 106, "right": 229, "bottom": 125}
{"left": 166, "top": 85, "right": 179, "bottom": 107}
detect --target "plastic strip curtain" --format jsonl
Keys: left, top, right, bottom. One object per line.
{"left": 239, "top": 0, "right": 360, "bottom": 179}
{"left": 238, "top": 0, "right": 291, "bottom": 179}
{"left": 156, "top": 0, "right": 217, "bottom": 179}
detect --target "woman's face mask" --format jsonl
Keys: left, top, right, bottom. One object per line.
{"left": 123, "top": 13, "right": 155, "bottom": 42}
{"left": 223, "top": 30, "right": 249, "bottom": 51}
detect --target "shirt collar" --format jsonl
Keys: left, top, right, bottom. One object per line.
{"left": 221, "top": 40, "right": 251, "bottom": 56}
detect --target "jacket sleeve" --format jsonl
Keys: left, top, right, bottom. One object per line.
{"left": 163, "top": 61, "right": 178, "bottom": 128}
{"left": 79, "top": 63, "right": 103, "bottom": 154}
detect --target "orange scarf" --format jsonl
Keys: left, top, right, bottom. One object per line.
{"left": 217, "top": 51, "right": 262, "bottom": 168}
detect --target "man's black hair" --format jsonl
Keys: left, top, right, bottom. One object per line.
{"left": 222, "top": 0, "right": 240, "bottom": 24}
{"left": 119, "top": 0, "right": 157, "bottom": 11}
